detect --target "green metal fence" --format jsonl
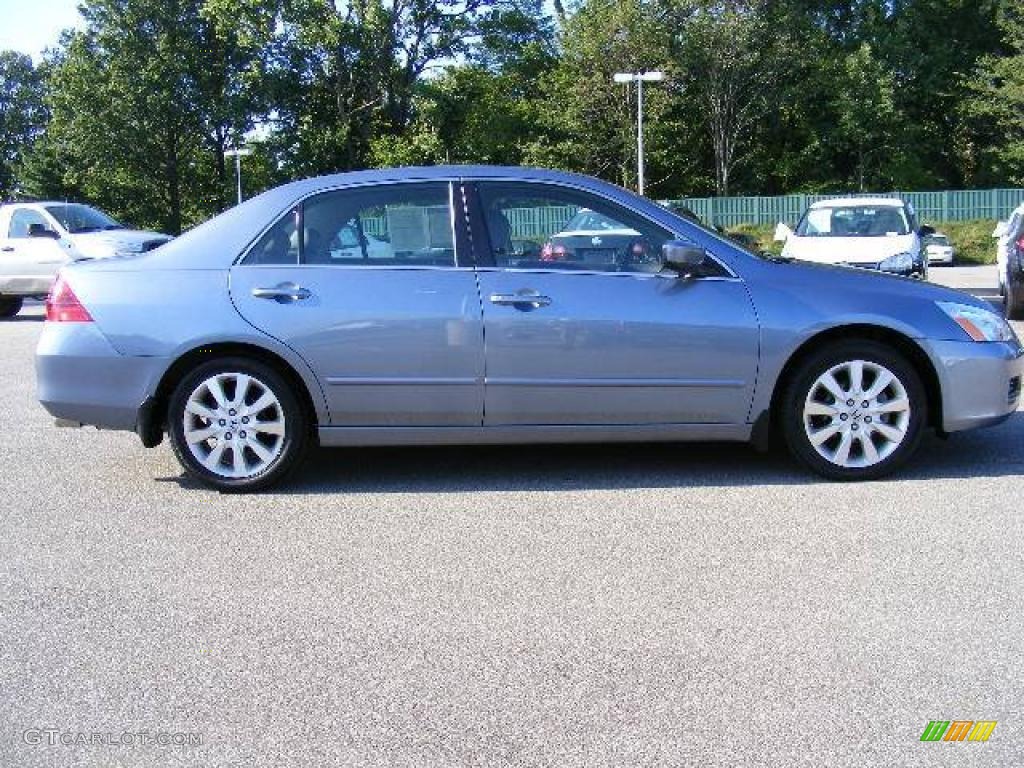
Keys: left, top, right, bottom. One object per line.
{"left": 665, "top": 188, "right": 1024, "bottom": 228}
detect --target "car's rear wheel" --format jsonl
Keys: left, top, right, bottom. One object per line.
{"left": 0, "top": 296, "right": 24, "bottom": 318}
{"left": 781, "top": 342, "right": 926, "bottom": 480}
{"left": 167, "top": 358, "right": 308, "bottom": 492}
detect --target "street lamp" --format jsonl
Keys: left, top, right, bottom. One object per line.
{"left": 224, "top": 146, "right": 253, "bottom": 205}
{"left": 613, "top": 71, "right": 664, "bottom": 196}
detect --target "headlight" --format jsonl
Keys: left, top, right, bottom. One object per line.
{"left": 936, "top": 301, "right": 1015, "bottom": 342}
{"left": 879, "top": 252, "right": 913, "bottom": 272}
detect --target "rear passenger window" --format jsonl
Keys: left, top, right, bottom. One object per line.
{"left": 244, "top": 183, "right": 457, "bottom": 267}
{"left": 304, "top": 183, "right": 455, "bottom": 266}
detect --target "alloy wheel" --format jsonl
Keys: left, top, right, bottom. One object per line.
{"left": 182, "top": 372, "right": 286, "bottom": 479}
{"left": 802, "top": 359, "right": 911, "bottom": 469}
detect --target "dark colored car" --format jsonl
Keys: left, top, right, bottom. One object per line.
{"left": 538, "top": 209, "right": 655, "bottom": 270}
{"left": 1004, "top": 215, "right": 1024, "bottom": 319}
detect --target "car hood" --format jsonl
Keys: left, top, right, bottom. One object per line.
{"left": 782, "top": 233, "right": 916, "bottom": 264}
{"left": 68, "top": 230, "right": 172, "bottom": 259}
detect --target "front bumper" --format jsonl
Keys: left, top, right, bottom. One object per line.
{"left": 36, "top": 322, "right": 167, "bottom": 431}
{"left": 926, "top": 338, "right": 1024, "bottom": 432}
{"left": 836, "top": 259, "right": 927, "bottom": 279}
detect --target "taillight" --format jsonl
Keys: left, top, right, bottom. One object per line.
{"left": 46, "top": 273, "right": 93, "bottom": 322}
{"left": 1015, "top": 234, "right": 1024, "bottom": 253}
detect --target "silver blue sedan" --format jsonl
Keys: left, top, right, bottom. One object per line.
{"left": 36, "top": 166, "right": 1024, "bottom": 490}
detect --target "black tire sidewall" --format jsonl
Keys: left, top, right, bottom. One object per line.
{"left": 781, "top": 341, "right": 926, "bottom": 481}
{"left": 167, "top": 357, "right": 307, "bottom": 492}
{"left": 1006, "top": 279, "right": 1024, "bottom": 320}
{"left": 0, "top": 297, "right": 24, "bottom": 318}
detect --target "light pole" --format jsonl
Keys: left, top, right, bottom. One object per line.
{"left": 224, "top": 146, "right": 252, "bottom": 205}
{"left": 613, "top": 71, "right": 664, "bottom": 196}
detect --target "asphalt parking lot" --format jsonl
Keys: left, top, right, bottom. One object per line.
{"left": 2, "top": 266, "right": 1022, "bottom": 766}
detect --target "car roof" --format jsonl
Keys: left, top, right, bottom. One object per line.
{"left": 809, "top": 196, "right": 905, "bottom": 209}
{"left": 0, "top": 201, "right": 95, "bottom": 210}
{"left": 269, "top": 165, "right": 633, "bottom": 198}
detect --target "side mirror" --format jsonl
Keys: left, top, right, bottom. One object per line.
{"left": 661, "top": 241, "right": 707, "bottom": 277}
{"left": 773, "top": 222, "right": 792, "bottom": 243}
{"left": 918, "top": 224, "right": 935, "bottom": 237}
{"left": 993, "top": 221, "right": 1008, "bottom": 238}
{"left": 28, "top": 223, "right": 59, "bottom": 239}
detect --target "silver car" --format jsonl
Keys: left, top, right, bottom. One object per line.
{"left": 36, "top": 167, "right": 1024, "bottom": 491}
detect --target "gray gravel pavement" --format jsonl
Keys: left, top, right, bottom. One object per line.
{"left": 1, "top": 266, "right": 1022, "bottom": 766}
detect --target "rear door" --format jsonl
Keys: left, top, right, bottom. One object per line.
{"left": 229, "top": 181, "right": 485, "bottom": 427}
{"left": 468, "top": 181, "right": 760, "bottom": 427}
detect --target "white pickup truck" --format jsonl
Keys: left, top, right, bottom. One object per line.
{"left": 0, "top": 201, "right": 171, "bottom": 318}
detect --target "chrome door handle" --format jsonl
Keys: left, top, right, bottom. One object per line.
{"left": 252, "top": 282, "right": 312, "bottom": 302}
{"left": 489, "top": 291, "right": 552, "bottom": 308}
{"left": 0, "top": 246, "right": 13, "bottom": 252}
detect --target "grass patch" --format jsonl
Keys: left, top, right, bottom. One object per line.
{"left": 722, "top": 219, "right": 999, "bottom": 265}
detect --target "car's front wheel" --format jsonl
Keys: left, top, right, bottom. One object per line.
{"left": 781, "top": 342, "right": 926, "bottom": 480}
{"left": 0, "top": 296, "right": 24, "bottom": 318}
{"left": 167, "top": 358, "right": 308, "bottom": 491}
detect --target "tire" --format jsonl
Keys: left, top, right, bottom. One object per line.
{"left": 780, "top": 341, "right": 926, "bottom": 481}
{"left": 1006, "top": 278, "right": 1024, "bottom": 321}
{"left": 167, "top": 357, "right": 309, "bottom": 492}
{"left": 0, "top": 296, "right": 24, "bottom": 318}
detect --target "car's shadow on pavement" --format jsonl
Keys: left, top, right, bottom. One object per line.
{"left": 1, "top": 315, "right": 44, "bottom": 323}
{"left": 225, "top": 411, "right": 1024, "bottom": 494}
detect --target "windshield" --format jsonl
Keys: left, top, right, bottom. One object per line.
{"left": 930, "top": 236, "right": 949, "bottom": 246}
{"left": 795, "top": 205, "right": 910, "bottom": 237}
{"left": 563, "top": 210, "right": 629, "bottom": 232}
{"left": 44, "top": 203, "right": 123, "bottom": 234}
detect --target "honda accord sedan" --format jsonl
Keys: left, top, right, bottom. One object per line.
{"left": 37, "top": 167, "right": 1023, "bottom": 491}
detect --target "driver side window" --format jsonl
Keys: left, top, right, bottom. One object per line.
{"left": 9, "top": 209, "right": 51, "bottom": 239}
{"left": 476, "top": 183, "right": 676, "bottom": 274}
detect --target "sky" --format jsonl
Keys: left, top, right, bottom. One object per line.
{"left": 0, "top": 0, "right": 82, "bottom": 61}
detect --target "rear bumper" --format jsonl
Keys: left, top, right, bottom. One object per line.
{"left": 926, "top": 338, "right": 1024, "bottom": 432}
{"left": 36, "top": 322, "right": 167, "bottom": 431}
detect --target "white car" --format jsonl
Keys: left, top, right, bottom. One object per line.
{"left": 0, "top": 201, "right": 170, "bottom": 317}
{"left": 327, "top": 222, "right": 393, "bottom": 260}
{"left": 924, "top": 233, "right": 955, "bottom": 265}
{"left": 775, "top": 196, "right": 930, "bottom": 279}
{"left": 993, "top": 202, "right": 1024, "bottom": 296}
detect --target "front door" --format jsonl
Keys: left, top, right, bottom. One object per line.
{"left": 229, "top": 181, "right": 484, "bottom": 427}
{"left": 0, "top": 207, "right": 66, "bottom": 292}
{"left": 470, "top": 182, "right": 760, "bottom": 426}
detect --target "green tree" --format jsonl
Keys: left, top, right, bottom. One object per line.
{"left": 24, "top": 0, "right": 266, "bottom": 233}
{"left": 667, "top": 0, "right": 786, "bottom": 196}
{"left": 526, "top": 0, "right": 675, "bottom": 194}
{"left": 0, "top": 51, "right": 47, "bottom": 198}
{"left": 832, "top": 42, "right": 900, "bottom": 191}
{"left": 961, "top": 3, "right": 1024, "bottom": 186}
